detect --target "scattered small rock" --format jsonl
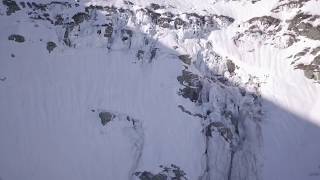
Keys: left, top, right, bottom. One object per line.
{"left": 295, "top": 63, "right": 320, "bottom": 80}
{"left": 54, "top": 14, "right": 64, "bottom": 25}
{"left": 174, "top": 18, "right": 186, "bottom": 29}
{"left": 305, "top": 69, "right": 316, "bottom": 79}
{"left": 136, "top": 50, "right": 144, "bottom": 61}
{"left": 104, "top": 24, "right": 113, "bottom": 38}
{"left": 150, "top": 48, "right": 157, "bottom": 61}
{"left": 312, "top": 55, "right": 320, "bottom": 65}
{"left": 177, "top": 70, "right": 202, "bottom": 103}
{"left": 205, "top": 121, "right": 233, "bottom": 142}
{"left": 2, "top": 0, "right": 21, "bottom": 15}
{"left": 123, "top": 1, "right": 134, "bottom": 5}
{"left": 63, "top": 24, "right": 74, "bottom": 47}
{"left": 178, "top": 55, "right": 191, "bottom": 65}
{"left": 294, "top": 47, "right": 310, "bottom": 60}
{"left": 226, "top": 60, "right": 236, "bottom": 73}
{"left": 0, "top": 76, "right": 7, "bottom": 82}
{"left": 19, "top": 1, "right": 25, "bottom": 8}
{"left": 72, "top": 12, "right": 90, "bottom": 25}
{"left": 309, "top": 172, "right": 320, "bottom": 176}
{"left": 311, "top": 46, "right": 320, "bottom": 56}
{"left": 135, "top": 164, "right": 186, "bottom": 180}
{"left": 8, "top": 34, "right": 25, "bottom": 43}
{"left": 121, "top": 29, "right": 133, "bottom": 41}
{"left": 157, "top": 17, "right": 172, "bottom": 28}
{"left": 99, "top": 111, "right": 115, "bottom": 126}
{"left": 46, "top": 41, "right": 57, "bottom": 53}
{"left": 150, "top": 3, "right": 162, "bottom": 10}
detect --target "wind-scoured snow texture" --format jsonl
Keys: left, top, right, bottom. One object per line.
{"left": 97, "top": 110, "right": 144, "bottom": 179}
{"left": 0, "top": 1, "right": 262, "bottom": 180}
{"left": 225, "top": 0, "right": 320, "bottom": 82}
{"left": 1, "top": 0, "right": 320, "bottom": 180}
{"left": 205, "top": 0, "right": 320, "bottom": 180}
{"left": 0, "top": 1, "right": 207, "bottom": 179}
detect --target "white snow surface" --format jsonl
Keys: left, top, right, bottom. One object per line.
{"left": 1, "top": 0, "right": 320, "bottom": 180}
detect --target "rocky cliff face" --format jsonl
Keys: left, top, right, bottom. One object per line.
{"left": 0, "top": 0, "right": 319, "bottom": 180}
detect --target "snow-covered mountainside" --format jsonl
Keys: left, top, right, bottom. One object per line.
{"left": 0, "top": 0, "right": 320, "bottom": 180}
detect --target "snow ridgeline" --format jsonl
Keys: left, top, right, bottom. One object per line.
{"left": 1, "top": 1, "right": 265, "bottom": 180}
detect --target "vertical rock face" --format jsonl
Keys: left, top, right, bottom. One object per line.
{"left": 196, "top": 58, "right": 262, "bottom": 180}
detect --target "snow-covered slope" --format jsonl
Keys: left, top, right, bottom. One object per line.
{"left": 0, "top": 0, "right": 320, "bottom": 180}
